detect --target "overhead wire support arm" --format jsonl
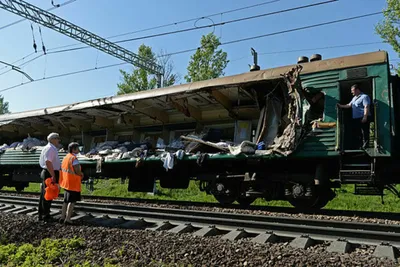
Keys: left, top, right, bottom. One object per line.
{"left": 0, "top": 0, "right": 163, "bottom": 87}
{"left": 0, "top": 59, "right": 34, "bottom": 81}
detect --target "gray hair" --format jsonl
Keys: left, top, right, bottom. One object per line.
{"left": 47, "top": 132, "right": 60, "bottom": 142}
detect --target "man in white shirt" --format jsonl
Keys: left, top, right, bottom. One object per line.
{"left": 38, "top": 132, "right": 61, "bottom": 222}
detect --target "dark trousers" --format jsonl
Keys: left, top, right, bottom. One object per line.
{"left": 352, "top": 118, "right": 371, "bottom": 149}
{"left": 38, "top": 169, "right": 59, "bottom": 218}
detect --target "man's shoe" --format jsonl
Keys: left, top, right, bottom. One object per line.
{"left": 64, "top": 220, "right": 74, "bottom": 225}
{"left": 43, "top": 215, "right": 52, "bottom": 222}
{"left": 58, "top": 218, "right": 65, "bottom": 224}
{"left": 38, "top": 216, "right": 43, "bottom": 222}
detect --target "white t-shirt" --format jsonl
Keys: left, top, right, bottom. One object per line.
{"left": 39, "top": 143, "right": 61, "bottom": 170}
{"left": 72, "top": 153, "right": 80, "bottom": 166}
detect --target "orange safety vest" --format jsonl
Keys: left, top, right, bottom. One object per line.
{"left": 59, "top": 153, "right": 82, "bottom": 192}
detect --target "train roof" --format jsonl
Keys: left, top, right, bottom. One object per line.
{"left": 0, "top": 50, "right": 388, "bottom": 137}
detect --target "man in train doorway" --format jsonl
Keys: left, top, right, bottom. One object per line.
{"left": 302, "top": 88, "right": 325, "bottom": 127}
{"left": 59, "top": 142, "right": 84, "bottom": 225}
{"left": 337, "top": 84, "right": 372, "bottom": 149}
{"left": 38, "top": 132, "right": 61, "bottom": 222}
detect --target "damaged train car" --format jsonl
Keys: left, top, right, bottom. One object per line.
{"left": 0, "top": 50, "right": 400, "bottom": 210}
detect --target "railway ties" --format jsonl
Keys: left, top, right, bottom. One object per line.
{"left": 0, "top": 196, "right": 400, "bottom": 262}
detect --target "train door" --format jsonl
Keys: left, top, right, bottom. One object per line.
{"left": 391, "top": 75, "right": 400, "bottom": 155}
{"left": 338, "top": 78, "right": 375, "bottom": 151}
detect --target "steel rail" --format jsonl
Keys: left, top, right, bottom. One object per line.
{"left": 1, "top": 190, "right": 400, "bottom": 221}
{"left": 1, "top": 194, "right": 400, "bottom": 252}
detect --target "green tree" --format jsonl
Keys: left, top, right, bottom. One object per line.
{"left": 185, "top": 33, "right": 229, "bottom": 83}
{"left": 117, "top": 44, "right": 180, "bottom": 95}
{"left": 375, "top": 0, "right": 400, "bottom": 74}
{"left": 0, "top": 95, "right": 9, "bottom": 114}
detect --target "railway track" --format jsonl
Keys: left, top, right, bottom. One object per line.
{"left": 0, "top": 194, "right": 399, "bottom": 261}
{"left": 1, "top": 190, "right": 400, "bottom": 221}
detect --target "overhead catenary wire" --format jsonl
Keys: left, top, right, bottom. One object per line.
{"left": 0, "top": 0, "right": 336, "bottom": 74}
{"left": 0, "top": 0, "right": 78, "bottom": 72}
{"left": 160, "top": 11, "right": 383, "bottom": 58}
{"left": 101, "top": 0, "right": 283, "bottom": 40}
{"left": 0, "top": 60, "right": 34, "bottom": 82}
{"left": 0, "top": 11, "right": 386, "bottom": 93}
{"left": 0, "top": 0, "right": 78, "bottom": 31}
{"left": 0, "top": 0, "right": 280, "bottom": 73}
{"left": 40, "top": 0, "right": 342, "bottom": 51}
{"left": 0, "top": 54, "right": 43, "bottom": 76}
{"left": 34, "top": 10, "right": 386, "bottom": 59}
{"left": 229, "top": 41, "right": 386, "bottom": 62}
{"left": 112, "top": 0, "right": 339, "bottom": 44}
{"left": 0, "top": 62, "right": 127, "bottom": 93}
{"left": 5, "top": 41, "right": 384, "bottom": 77}
{"left": 1, "top": 10, "right": 385, "bottom": 66}
{"left": 43, "top": 0, "right": 283, "bottom": 52}
{"left": 0, "top": 0, "right": 341, "bottom": 73}
{"left": 0, "top": 39, "right": 389, "bottom": 94}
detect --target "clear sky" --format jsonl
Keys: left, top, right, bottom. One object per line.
{"left": 0, "top": 0, "right": 397, "bottom": 113}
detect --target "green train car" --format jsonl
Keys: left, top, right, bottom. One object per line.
{"left": 0, "top": 50, "right": 399, "bottom": 209}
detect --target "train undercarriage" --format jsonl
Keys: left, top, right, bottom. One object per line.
{"left": 1, "top": 153, "right": 400, "bottom": 210}
{"left": 198, "top": 154, "right": 400, "bottom": 209}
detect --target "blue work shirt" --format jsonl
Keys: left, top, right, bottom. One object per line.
{"left": 349, "top": 93, "right": 371, "bottom": 119}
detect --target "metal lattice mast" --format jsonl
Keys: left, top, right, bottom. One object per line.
{"left": 0, "top": 0, "right": 163, "bottom": 87}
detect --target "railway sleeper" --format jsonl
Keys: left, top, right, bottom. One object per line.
{"left": 0, "top": 203, "right": 399, "bottom": 261}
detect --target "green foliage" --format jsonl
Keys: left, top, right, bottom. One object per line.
{"left": 117, "top": 245, "right": 126, "bottom": 257}
{"left": 104, "top": 258, "right": 120, "bottom": 266}
{"left": 117, "top": 45, "right": 180, "bottom": 95}
{"left": 185, "top": 33, "right": 229, "bottom": 82}
{"left": 0, "top": 237, "right": 85, "bottom": 267}
{"left": 0, "top": 95, "right": 9, "bottom": 114}
{"left": 117, "top": 44, "right": 157, "bottom": 94}
{"left": 375, "top": 0, "right": 400, "bottom": 74}
{"left": 0, "top": 243, "right": 17, "bottom": 263}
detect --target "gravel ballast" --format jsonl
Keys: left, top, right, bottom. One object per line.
{"left": 0, "top": 212, "right": 397, "bottom": 266}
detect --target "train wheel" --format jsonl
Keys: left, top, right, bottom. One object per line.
{"left": 288, "top": 188, "right": 334, "bottom": 210}
{"left": 236, "top": 197, "right": 256, "bottom": 208}
{"left": 214, "top": 194, "right": 236, "bottom": 205}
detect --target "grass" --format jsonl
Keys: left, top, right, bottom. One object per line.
{"left": 0, "top": 236, "right": 193, "bottom": 267}
{"left": 0, "top": 237, "right": 86, "bottom": 267}
{"left": 3, "top": 179, "right": 400, "bottom": 212}
{"left": 0, "top": 237, "right": 162, "bottom": 267}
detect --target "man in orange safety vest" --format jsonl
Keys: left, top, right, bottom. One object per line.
{"left": 59, "top": 142, "right": 84, "bottom": 224}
